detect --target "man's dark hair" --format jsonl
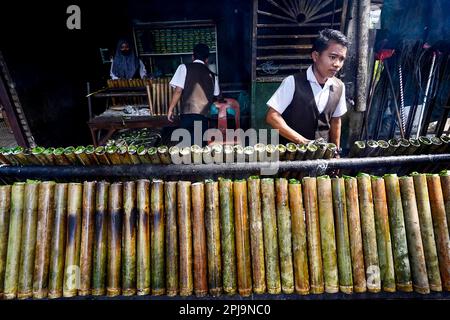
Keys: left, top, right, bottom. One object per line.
{"left": 193, "top": 43, "right": 210, "bottom": 61}
{"left": 312, "top": 28, "right": 349, "bottom": 53}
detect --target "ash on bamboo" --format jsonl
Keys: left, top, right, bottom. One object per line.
{"left": 165, "top": 181, "right": 178, "bottom": 296}
{"left": 178, "top": 181, "right": 193, "bottom": 296}
{"left": 192, "top": 182, "right": 208, "bottom": 297}
{"left": 122, "top": 181, "right": 137, "bottom": 296}
{"left": 0, "top": 185, "right": 11, "bottom": 299}
{"left": 107, "top": 183, "right": 122, "bottom": 297}
{"left": 151, "top": 180, "right": 165, "bottom": 295}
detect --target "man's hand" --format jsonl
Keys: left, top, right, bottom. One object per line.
{"left": 167, "top": 109, "right": 174, "bottom": 122}
{"left": 295, "top": 135, "right": 311, "bottom": 145}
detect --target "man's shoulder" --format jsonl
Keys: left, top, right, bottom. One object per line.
{"left": 330, "top": 76, "right": 344, "bottom": 87}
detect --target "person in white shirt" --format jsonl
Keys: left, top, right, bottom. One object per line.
{"left": 110, "top": 39, "right": 147, "bottom": 80}
{"left": 266, "top": 29, "right": 349, "bottom": 151}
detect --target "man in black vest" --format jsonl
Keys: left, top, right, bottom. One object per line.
{"left": 168, "top": 43, "right": 220, "bottom": 146}
{"left": 266, "top": 29, "right": 349, "bottom": 152}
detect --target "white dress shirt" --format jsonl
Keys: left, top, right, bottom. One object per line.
{"left": 267, "top": 66, "right": 347, "bottom": 117}
{"left": 170, "top": 60, "right": 220, "bottom": 96}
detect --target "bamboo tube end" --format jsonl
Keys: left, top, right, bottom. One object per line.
{"left": 267, "top": 287, "right": 281, "bottom": 295}
{"left": 223, "top": 288, "right": 238, "bottom": 295}
{"left": 295, "top": 287, "right": 310, "bottom": 295}
{"left": 429, "top": 284, "right": 442, "bottom": 292}
{"left": 397, "top": 283, "right": 413, "bottom": 292}
{"left": 252, "top": 287, "right": 266, "bottom": 295}
{"left": 152, "top": 289, "right": 165, "bottom": 296}
{"left": 354, "top": 286, "right": 367, "bottom": 293}
{"left": 3, "top": 293, "right": 17, "bottom": 300}
{"left": 166, "top": 290, "right": 178, "bottom": 297}
{"left": 382, "top": 286, "right": 396, "bottom": 293}
{"left": 367, "top": 287, "right": 382, "bottom": 293}
{"left": 325, "top": 286, "right": 339, "bottom": 294}
{"left": 310, "top": 285, "right": 325, "bottom": 294}
{"left": 414, "top": 286, "right": 430, "bottom": 294}
{"left": 209, "top": 288, "right": 223, "bottom": 297}
{"left": 17, "top": 291, "right": 33, "bottom": 300}
{"left": 179, "top": 289, "right": 193, "bottom": 296}
{"left": 238, "top": 289, "right": 253, "bottom": 297}
{"left": 282, "top": 287, "right": 295, "bottom": 294}
{"left": 63, "top": 290, "right": 78, "bottom": 298}
{"left": 195, "top": 290, "right": 208, "bottom": 297}
{"left": 78, "top": 289, "right": 91, "bottom": 296}
{"left": 137, "top": 288, "right": 151, "bottom": 296}
{"left": 32, "top": 290, "right": 48, "bottom": 299}
{"left": 339, "top": 286, "right": 353, "bottom": 294}
{"left": 91, "top": 289, "right": 106, "bottom": 296}
{"left": 106, "top": 288, "right": 121, "bottom": 297}
{"left": 48, "top": 291, "right": 63, "bottom": 299}
{"left": 122, "top": 289, "right": 137, "bottom": 296}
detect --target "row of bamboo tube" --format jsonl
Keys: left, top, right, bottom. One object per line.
{"left": 150, "top": 77, "right": 180, "bottom": 116}
{"left": 0, "top": 171, "right": 449, "bottom": 299}
{"left": 106, "top": 79, "right": 153, "bottom": 107}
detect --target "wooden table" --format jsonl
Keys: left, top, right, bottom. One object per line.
{"left": 87, "top": 114, "right": 179, "bottom": 146}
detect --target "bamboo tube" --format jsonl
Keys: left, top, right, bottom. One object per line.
{"left": 17, "top": 181, "right": 39, "bottom": 299}
{"left": 53, "top": 147, "right": 71, "bottom": 165}
{"left": 48, "top": 184, "right": 68, "bottom": 298}
{"left": 90, "top": 182, "right": 109, "bottom": 296}
{"left": 191, "top": 182, "right": 208, "bottom": 297}
{"left": 127, "top": 146, "right": 141, "bottom": 165}
{"left": 412, "top": 173, "right": 442, "bottom": 291}
{"left": 234, "top": 145, "right": 245, "bottom": 163}
{"left": 324, "top": 143, "right": 337, "bottom": 159}
{"left": 94, "top": 146, "right": 111, "bottom": 165}
{"left": 440, "top": 171, "right": 450, "bottom": 236}
{"left": 31, "top": 146, "right": 50, "bottom": 165}
{"left": 0, "top": 148, "right": 13, "bottom": 165}
{"left": 224, "top": 145, "right": 234, "bottom": 164}
{"left": 63, "top": 146, "right": 81, "bottom": 165}
{"left": 302, "top": 177, "right": 324, "bottom": 294}
{"left": 212, "top": 144, "right": 223, "bottom": 164}
{"left": 0, "top": 185, "right": 11, "bottom": 299}
{"left": 202, "top": 146, "right": 214, "bottom": 164}
{"left": 74, "top": 146, "right": 92, "bottom": 166}
{"left": 399, "top": 177, "right": 430, "bottom": 294}
{"left": 106, "top": 146, "right": 121, "bottom": 165}
{"left": 261, "top": 178, "right": 281, "bottom": 294}
{"left": 84, "top": 145, "right": 99, "bottom": 165}
{"left": 296, "top": 144, "right": 307, "bottom": 161}
{"left": 165, "top": 181, "right": 178, "bottom": 296}
{"left": 205, "top": 180, "right": 222, "bottom": 296}
{"left": 169, "top": 146, "right": 180, "bottom": 165}
{"left": 426, "top": 174, "right": 450, "bottom": 291}
{"left": 304, "top": 144, "right": 318, "bottom": 160}
{"left": 137, "top": 146, "right": 151, "bottom": 164}
{"left": 157, "top": 146, "right": 172, "bottom": 165}
{"left": 180, "top": 147, "right": 191, "bottom": 165}
{"left": 277, "top": 144, "right": 287, "bottom": 161}
{"left": 384, "top": 174, "right": 413, "bottom": 292}
{"left": 147, "top": 147, "right": 161, "bottom": 165}
{"left": 331, "top": 177, "right": 353, "bottom": 294}
{"left": 137, "top": 180, "right": 151, "bottom": 296}
{"left": 177, "top": 181, "right": 193, "bottom": 296}
{"left": 107, "top": 183, "right": 122, "bottom": 297}
{"left": 317, "top": 176, "right": 339, "bottom": 293}
{"left": 344, "top": 176, "right": 367, "bottom": 293}
{"left": 371, "top": 176, "right": 396, "bottom": 292}
{"left": 265, "top": 144, "right": 277, "bottom": 162}
{"left": 191, "top": 145, "right": 203, "bottom": 165}
{"left": 63, "top": 183, "right": 82, "bottom": 298}
{"left": 247, "top": 177, "right": 266, "bottom": 294}
{"left": 348, "top": 141, "right": 366, "bottom": 158}
{"left": 151, "top": 180, "right": 165, "bottom": 295}
{"left": 233, "top": 179, "right": 252, "bottom": 296}
{"left": 3, "top": 182, "right": 25, "bottom": 300}
{"left": 357, "top": 173, "right": 382, "bottom": 293}
{"left": 117, "top": 146, "right": 133, "bottom": 165}
{"left": 254, "top": 143, "right": 266, "bottom": 162}
{"left": 285, "top": 143, "right": 297, "bottom": 161}
{"left": 313, "top": 142, "right": 327, "bottom": 159}
{"left": 122, "top": 181, "right": 137, "bottom": 296}
{"left": 219, "top": 178, "right": 238, "bottom": 294}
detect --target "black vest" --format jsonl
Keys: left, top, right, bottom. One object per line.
{"left": 181, "top": 63, "right": 215, "bottom": 116}
{"left": 280, "top": 71, "right": 343, "bottom": 144}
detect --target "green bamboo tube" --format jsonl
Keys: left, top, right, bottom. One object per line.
{"left": 191, "top": 145, "right": 203, "bottom": 165}
{"left": 304, "top": 144, "right": 318, "bottom": 160}
{"left": 371, "top": 176, "right": 396, "bottom": 292}
{"left": 344, "top": 177, "right": 367, "bottom": 292}
{"left": 10, "top": 147, "right": 30, "bottom": 165}
{"left": 151, "top": 180, "right": 165, "bottom": 295}
{"left": 357, "top": 174, "right": 382, "bottom": 292}
{"left": 169, "top": 146, "right": 180, "bottom": 164}
{"left": 48, "top": 183, "right": 68, "bottom": 299}
{"left": 224, "top": 145, "right": 234, "bottom": 164}
{"left": 0, "top": 185, "right": 11, "bottom": 299}
{"left": 43, "top": 147, "right": 56, "bottom": 165}
{"left": 440, "top": 171, "right": 450, "bottom": 236}
{"left": 277, "top": 144, "right": 287, "bottom": 161}
{"left": 244, "top": 146, "right": 256, "bottom": 162}
{"left": 1, "top": 148, "right": 19, "bottom": 165}
{"left": 426, "top": 174, "right": 450, "bottom": 291}
{"left": 412, "top": 173, "right": 442, "bottom": 291}
{"left": 254, "top": 143, "right": 266, "bottom": 162}
{"left": 106, "top": 145, "right": 121, "bottom": 165}
{"left": 274, "top": 178, "right": 294, "bottom": 294}
{"left": 122, "top": 181, "right": 137, "bottom": 296}
{"left": 316, "top": 176, "right": 339, "bottom": 293}
{"left": 117, "top": 145, "right": 133, "bottom": 165}
{"left": 384, "top": 174, "right": 413, "bottom": 292}
{"left": 288, "top": 179, "right": 309, "bottom": 294}
{"left": 331, "top": 177, "right": 353, "bottom": 294}
{"left": 84, "top": 145, "right": 99, "bottom": 165}
{"left": 94, "top": 146, "right": 111, "bottom": 165}
{"left": 32, "top": 181, "right": 56, "bottom": 299}
{"left": 91, "top": 182, "right": 109, "bottom": 296}
{"left": 63, "top": 146, "right": 81, "bottom": 165}
{"left": 157, "top": 145, "right": 171, "bottom": 164}
{"left": 302, "top": 177, "right": 324, "bottom": 294}
{"left": 137, "top": 146, "right": 151, "bottom": 164}
{"left": 74, "top": 146, "right": 93, "bottom": 166}
{"left": 247, "top": 177, "right": 266, "bottom": 294}
{"left": 233, "top": 179, "right": 252, "bottom": 296}
{"left": 202, "top": 146, "right": 214, "bottom": 164}
{"left": 399, "top": 177, "right": 430, "bottom": 294}
{"left": 127, "top": 145, "right": 141, "bottom": 165}
{"left": 147, "top": 146, "right": 161, "bottom": 164}
{"left": 107, "top": 183, "right": 122, "bottom": 297}
{"left": 313, "top": 142, "right": 327, "bottom": 159}
{"left": 212, "top": 144, "right": 223, "bottom": 164}
{"left": 191, "top": 182, "right": 208, "bottom": 297}
{"left": 31, "top": 147, "right": 50, "bottom": 165}
{"left": 177, "top": 181, "right": 193, "bottom": 296}
{"left": 17, "top": 181, "right": 39, "bottom": 299}
{"left": 261, "top": 178, "right": 281, "bottom": 294}
{"left": 164, "top": 181, "right": 178, "bottom": 296}
{"left": 63, "top": 183, "right": 82, "bottom": 298}
{"left": 295, "top": 144, "right": 307, "bottom": 160}
{"left": 285, "top": 143, "right": 297, "bottom": 161}
{"left": 137, "top": 180, "right": 151, "bottom": 296}
{"left": 205, "top": 180, "right": 222, "bottom": 296}
{"left": 219, "top": 178, "right": 238, "bottom": 294}
{"left": 53, "top": 147, "right": 71, "bottom": 165}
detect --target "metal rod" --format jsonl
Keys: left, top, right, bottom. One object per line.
{"left": 416, "top": 52, "right": 437, "bottom": 138}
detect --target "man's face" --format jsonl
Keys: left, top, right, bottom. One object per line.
{"left": 312, "top": 40, "right": 347, "bottom": 81}
{"left": 120, "top": 42, "right": 130, "bottom": 55}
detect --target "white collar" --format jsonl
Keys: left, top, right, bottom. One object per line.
{"left": 306, "top": 65, "right": 333, "bottom": 88}
{"left": 193, "top": 59, "right": 205, "bottom": 64}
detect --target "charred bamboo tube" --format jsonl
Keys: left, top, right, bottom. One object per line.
{"left": 1, "top": 148, "right": 19, "bottom": 165}
{"left": 384, "top": 174, "right": 413, "bottom": 292}
{"left": 285, "top": 143, "right": 297, "bottom": 161}
{"left": 31, "top": 147, "right": 50, "bottom": 165}
{"left": 407, "top": 138, "right": 421, "bottom": 155}
{"left": 357, "top": 174, "right": 381, "bottom": 292}
{"left": 164, "top": 181, "right": 178, "bottom": 296}
{"left": 313, "top": 142, "right": 327, "bottom": 159}
{"left": 48, "top": 184, "right": 68, "bottom": 299}
{"left": 137, "top": 146, "right": 151, "bottom": 164}
{"left": 94, "top": 146, "right": 111, "bottom": 165}
{"left": 324, "top": 143, "right": 337, "bottom": 159}
{"left": 91, "top": 181, "right": 109, "bottom": 296}
{"left": 0, "top": 185, "right": 11, "bottom": 299}
{"left": 205, "top": 180, "right": 222, "bottom": 296}
{"left": 304, "top": 144, "right": 318, "bottom": 160}
{"left": 275, "top": 178, "right": 294, "bottom": 294}
{"left": 0, "top": 148, "right": 12, "bottom": 165}
{"left": 233, "top": 179, "right": 252, "bottom": 296}
{"left": 317, "top": 176, "right": 339, "bottom": 293}
{"left": 412, "top": 173, "right": 442, "bottom": 291}
{"left": 219, "top": 178, "right": 238, "bottom": 294}
{"left": 364, "top": 140, "right": 379, "bottom": 157}
{"left": 399, "top": 177, "right": 430, "bottom": 294}
{"left": 394, "top": 138, "right": 410, "bottom": 155}
{"left": 440, "top": 171, "right": 450, "bottom": 236}
{"left": 344, "top": 176, "right": 367, "bottom": 293}
{"left": 17, "top": 181, "right": 39, "bottom": 299}
{"left": 247, "top": 177, "right": 266, "bottom": 294}
{"left": 426, "top": 174, "right": 450, "bottom": 291}
{"left": 63, "top": 183, "right": 82, "bottom": 298}
{"left": 137, "top": 180, "right": 151, "bottom": 296}
{"left": 64, "top": 146, "right": 81, "bottom": 165}
{"left": 295, "top": 144, "right": 307, "bottom": 160}
{"left": 53, "top": 147, "right": 71, "bottom": 165}
{"left": 117, "top": 146, "right": 133, "bottom": 165}
{"left": 147, "top": 147, "right": 161, "bottom": 165}
{"left": 32, "top": 181, "right": 56, "bottom": 299}
{"left": 385, "top": 138, "right": 400, "bottom": 156}
{"left": 288, "top": 179, "right": 309, "bottom": 294}
{"left": 127, "top": 145, "right": 141, "bottom": 165}
{"left": 331, "top": 177, "right": 353, "bottom": 294}
{"left": 177, "top": 181, "right": 193, "bottom": 296}
{"left": 202, "top": 146, "right": 213, "bottom": 164}
{"left": 122, "top": 181, "right": 137, "bottom": 296}
{"left": 107, "top": 183, "right": 122, "bottom": 297}
{"left": 106, "top": 146, "right": 121, "bottom": 165}
{"left": 371, "top": 176, "right": 396, "bottom": 292}
{"left": 417, "top": 136, "right": 432, "bottom": 154}
{"left": 191, "top": 182, "right": 208, "bottom": 297}
{"left": 4, "top": 182, "right": 25, "bottom": 300}
{"left": 348, "top": 141, "right": 366, "bottom": 158}
{"left": 84, "top": 145, "right": 99, "bottom": 165}
{"left": 157, "top": 146, "right": 171, "bottom": 165}
{"left": 376, "top": 140, "right": 389, "bottom": 156}
{"left": 224, "top": 145, "right": 234, "bottom": 164}
{"left": 74, "top": 146, "right": 92, "bottom": 166}
{"left": 302, "top": 177, "right": 324, "bottom": 294}
{"left": 261, "top": 178, "right": 281, "bottom": 294}
{"left": 191, "top": 145, "right": 203, "bottom": 165}
{"left": 151, "top": 180, "right": 165, "bottom": 295}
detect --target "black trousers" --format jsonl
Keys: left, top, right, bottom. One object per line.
{"left": 179, "top": 114, "right": 208, "bottom": 147}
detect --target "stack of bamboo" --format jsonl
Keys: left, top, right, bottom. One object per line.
{"left": 150, "top": 77, "right": 179, "bottom": 116}
{"left": 0, "top": 171, "right": 449, "bottom": 299}
{"left": 106, "top": 79, "right": 153, "bottom": 107}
